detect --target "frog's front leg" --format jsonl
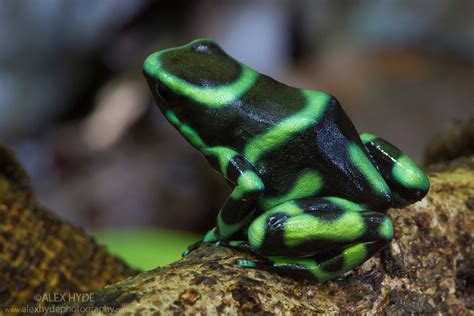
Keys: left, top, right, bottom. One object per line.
{"left": 360, "top": 133, "right": 430, "bottom": 207}
{"left": 237, "top": 197, "right": 393, "bottom": 282}
{"left": 184, "top": 147, "right": 264, "bottom": 256}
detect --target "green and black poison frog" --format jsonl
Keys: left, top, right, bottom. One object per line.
{"left": 143, "top": 39, "right": 430, "bottom": 282}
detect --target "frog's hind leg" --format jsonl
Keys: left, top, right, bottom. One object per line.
{"left": 360, "top": 133, "right": 429, "bottom": 207}
{"left": 238, "top": 241, "right": 384, "bottom": 282}
{"left": 238, "top": 197, "right": 393, "bottom": 281}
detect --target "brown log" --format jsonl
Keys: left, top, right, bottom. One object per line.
{"left": 0, "top": 145, "right": 138, "bottom": 312}
{"left": 1, "top": 136, "right": 473, "bottom": 314}
{"left": 66, "top": 156, "right": 473, "bottom": 314}
{"left": 424, "top": 117, "right": 474, "bottom": 165}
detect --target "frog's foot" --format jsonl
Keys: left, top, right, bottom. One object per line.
{"left": 241, "top": 197, "right": 394, "bottom": 281}
{"left": 237, "top": 241, "right": 386, "bottom": 282}
{"left": 360, "top": 133, "right": 430, "bottom": 207}
{"left": 182, "top": 227, "right": 221, "bottom": 257}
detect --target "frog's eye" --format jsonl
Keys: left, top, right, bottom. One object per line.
{"left": 156, "top": 82, "right": 178, "bottom": 108}
{"left": 156, "top": 82, "right": 173, "bottom": 101}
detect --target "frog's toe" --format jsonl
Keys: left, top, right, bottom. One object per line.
{"left": 360, "top": 133, "right": 430, "bottom": 207}
{"left": 237, "top": 259, "right": 258, "bottom": 268}
{"left": 183, "top": 227, "right": 224, "bottom": 256}
{"left": 182, "top": 239, "right": 203, "bottom": 257}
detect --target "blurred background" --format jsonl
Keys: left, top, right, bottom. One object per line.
{"left": 1, "top": 0, "right": 473, "bottom": 269}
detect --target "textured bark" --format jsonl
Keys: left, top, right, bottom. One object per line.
{"left": 1, "top": 136, "right": 473, "bottom": 314}
{"left": 424, "top": 117, "right": 474, "bottom": 165}
{"left": 66, "top": 156, "right": 473, "bottom": 315}
{"left": 0, "top": 145, "right": 139, "bottom": 312}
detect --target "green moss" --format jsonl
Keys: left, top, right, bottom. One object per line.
{"left": 93, "top": 228, "right": 199, "bottom": 270}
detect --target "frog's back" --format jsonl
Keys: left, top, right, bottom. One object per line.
{"left": 233, "top": 82, "right": 391, "bottom": 211}
{"left": 171, "top": 63, "right": 389, "bottom": 209}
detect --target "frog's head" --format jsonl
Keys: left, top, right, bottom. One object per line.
{"left": 143, "top": 38, "right": 254, "bottom": 116}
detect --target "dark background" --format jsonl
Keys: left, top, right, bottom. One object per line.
{"left": 1, "top": 0, "right": 473, "bottom": 236}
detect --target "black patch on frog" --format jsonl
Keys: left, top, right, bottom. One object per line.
{"left": 156, "top": 81, "right": 179, "bottom": 105}
{"left": 218, "top": 197, "right": 256, "bottom": 226}
{"left": 255, "top": 98, "right": 392, "bottom": 211}
{"left": 160, "top": 40, "right": 242, "bottom": 86}
{"left": 320, "top": 254, "right": 345, "bottom": 273}
{"left": 358, "top": 213, "right": 391, "bottom": 240}
{"left": 225, "top": 156, "right": 259, "bottom": 186}
{"left": 256, "top": 212, "right": 289, "bottom": 255}
{"left": 365, "top": 240, "right": 388, "bottom": 258}
{"left": 205, "top": 154, "right": 221, "bottom": 173}
{"left": 267, "top": 264, "right": 316, "bottom": 280}
{"left": 296, "top": 198, "right": 347, "bottom": 216}
{"left": 226, "top": 157, "right": 241, "bottom": 182}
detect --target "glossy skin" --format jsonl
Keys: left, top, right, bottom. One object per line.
{"left": 143, "top": 39, "right": 430, "bottom": 282}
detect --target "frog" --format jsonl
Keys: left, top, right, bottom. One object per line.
{"left": 143, "top": 38, "right": 430, "bottom": 282}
